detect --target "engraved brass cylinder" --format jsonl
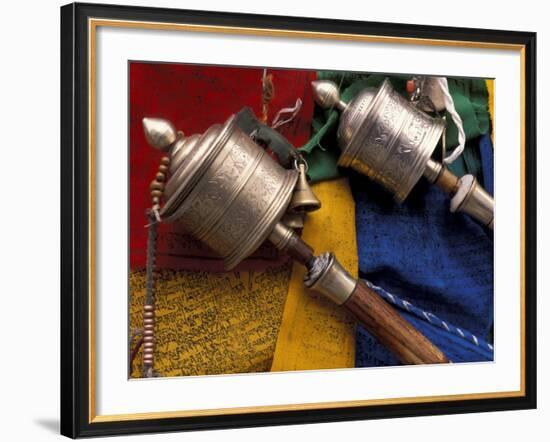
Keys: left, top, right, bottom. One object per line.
{"left": 312, "top": 78, "right": 495, "bottom": 229}
{"left": 312, "top": 78, "right": 445, "bottom": 203}
{"left": 144, "top": 115, "right": 298, "bottom": 270}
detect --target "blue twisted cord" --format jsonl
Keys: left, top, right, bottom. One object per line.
{"left": 363, "top": 279, "right": 494, "bottom": 354}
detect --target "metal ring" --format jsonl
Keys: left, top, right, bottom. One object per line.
{"left": 293, "top": 157, "right": 309, "bottom": 173}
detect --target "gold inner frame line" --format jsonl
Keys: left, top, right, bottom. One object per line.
{"left": 87, "top": 17, "right": 527, "bottom": 424}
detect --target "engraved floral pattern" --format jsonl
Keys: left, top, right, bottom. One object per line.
{"left": 173, "top": 127, "right": 294, "bottom": 264}
{"left": 350, "top": 88, "right": 439, "bottom": 200}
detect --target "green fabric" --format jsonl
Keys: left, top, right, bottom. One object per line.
{"left": 447, "top": 139, "right": 484, "bottom": 183}
{"left": 442, "top": 78, "right": 490, "bottom": 180}
{"left": 300, "top": 72, "right": 490, "bottom": 182}
{"left": 445, "top": 78, "right": 491, "bottom": 149}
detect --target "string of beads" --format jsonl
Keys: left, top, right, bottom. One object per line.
{"left": 142, "top": 155, "right": 170, "bottom": 377}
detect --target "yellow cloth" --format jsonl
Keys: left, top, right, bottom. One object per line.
{"left": 129, "top": 264, "right": 292, "bottom": 377}
{"left": 271, "top": 178, "right": 357, "bottom": 371}
{"left": 486, "top": 79, "right": 494, "bottom": 143}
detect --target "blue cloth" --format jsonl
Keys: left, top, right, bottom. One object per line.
{"left": 480, "top": 134, "right": 494, "bottom": 195}
{"left": 360, "top": 280, "right": 494, "bottom": 365}
{"left": 353, "top": 135, "right": 494, "bottom": 366}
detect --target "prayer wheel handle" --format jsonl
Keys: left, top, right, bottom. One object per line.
{"left": 270, "top": 223, "right": 449, "bottom": 365}
{"left": 424, "top": 160, "right": 494, "bottom": 229}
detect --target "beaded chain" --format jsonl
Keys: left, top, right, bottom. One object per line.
{"left": 141, "top": 155, "right": 170, "bottom": 378}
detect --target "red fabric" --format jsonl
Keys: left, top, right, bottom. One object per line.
{"left": 129, "top": 63, "right": 316, "bottom": 271}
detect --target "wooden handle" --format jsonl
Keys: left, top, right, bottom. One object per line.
{"left": 343, "top": 281, "right": 449, "bottom": 365}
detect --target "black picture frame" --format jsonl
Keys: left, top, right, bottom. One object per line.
{"left": 61, "top": 2, "right": 537, "bottom": 438}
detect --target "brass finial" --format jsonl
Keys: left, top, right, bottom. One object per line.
{"left": 311, "top": 80, "right": 347, "bottom": 112}
{"left": 142, "top": 117, "right": 177, "bottom": 151}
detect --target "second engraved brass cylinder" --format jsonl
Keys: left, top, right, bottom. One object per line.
{"left": 311, "top": 78, "right": 495, "bottom": 229}
{"left": 313, "top": 78, "right": 445, "bottom": 203}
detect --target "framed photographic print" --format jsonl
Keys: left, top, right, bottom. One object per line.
{"left": 60, "top": 2, "right": 537, "bottom": 438}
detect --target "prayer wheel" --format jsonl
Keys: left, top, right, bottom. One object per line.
{"left": 311, "top": 78, "right": 494, "bottom": 229}
{"left": 147, "top": 115, "right": 298, "bottom": 270}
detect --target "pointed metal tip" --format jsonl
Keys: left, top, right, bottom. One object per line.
{"left": 311, "top": 80, "right": 342, "bottom": 110}
{"left": 142, "top": 117, "right": 177, "bottom": 151}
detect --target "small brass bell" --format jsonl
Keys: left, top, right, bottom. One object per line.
{"left": 288, "top": 162, "right": 322, "bottom": 213}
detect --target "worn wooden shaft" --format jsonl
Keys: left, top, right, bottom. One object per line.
{"left": 269, "top": 222, "right": 314, "bottom": 267}
{"left": 343, "top": 281, "right": 449, "bottom": 364}
{"left": 286, "top": 239, "right": 314, "bottom": 267}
